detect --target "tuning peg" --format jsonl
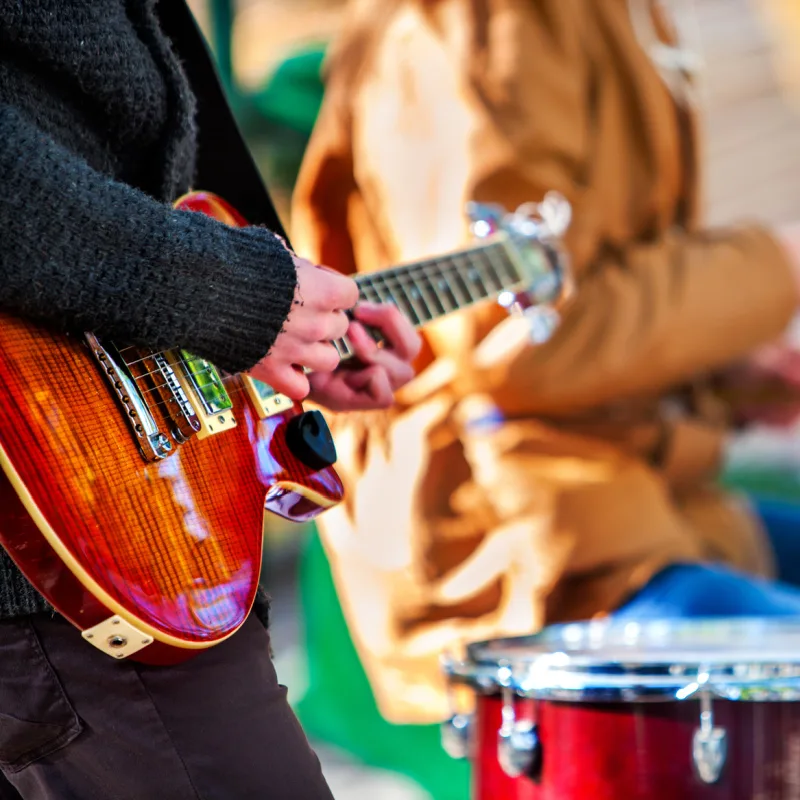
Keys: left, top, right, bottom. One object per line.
{"left": 514, "top": 192, "right": 572, "bottom": 238}
{"left": 538, "top": 191, "right": 572, "bottom": 237}
{"left": 524, "top": 305, "right": 561, "bottom": 344}
{"left": 466, "top": 201, "right": 508, "bottom": 238}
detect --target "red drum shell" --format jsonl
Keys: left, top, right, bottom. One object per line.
{"left": 472, "top": 692, "right": 800, "bottom": 799}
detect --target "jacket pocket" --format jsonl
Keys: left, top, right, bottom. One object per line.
{"left": 0, "top": 619, "right": 83, "bottom": 772}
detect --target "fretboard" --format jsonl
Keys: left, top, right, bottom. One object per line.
{"left": 334, "top": 237, "right": 524, "bottom": 359}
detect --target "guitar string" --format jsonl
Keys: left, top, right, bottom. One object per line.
{"left": 363, "top": 248, "right": 519, "bottom": 313}
{"left": 121, "top": 282, "right": 495, "bottom": 405}
{"left": 109, "top": 240, "right": 530, "bottom": 421}
{"left": 114, "top": 240, "right": 521, "bottom": 363}
{"left": 117, "top": 267, "right": 516, "bottom": 370}
{"left": 123, "top": 278, "right": 528, "bottom": 405}
{"left": 116, "top": 247, "right": 523, "bottom": 374}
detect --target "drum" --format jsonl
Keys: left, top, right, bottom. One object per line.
{"left": 441, "top": 617, "right": 800, "bottom": 799}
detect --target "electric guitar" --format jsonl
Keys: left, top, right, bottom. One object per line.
{"left": 0, "top": 191, "right": 571, "bottom": 664}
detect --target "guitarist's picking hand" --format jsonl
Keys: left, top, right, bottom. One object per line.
{"left": 308, "top": 302, "right": 421, "bottom": 411}
{"left": 247, "top": 255, "right": 359, "bottom": 399}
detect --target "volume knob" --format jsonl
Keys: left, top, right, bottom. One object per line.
{"left": 285, "top": 410, "right": 337, "bottom": 470}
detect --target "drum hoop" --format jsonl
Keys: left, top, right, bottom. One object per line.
{"left": 446, "top": 617, "right": 800, "bottom": 702}
{"left": 444, "top": 658, "right": 800, "bottom": 702}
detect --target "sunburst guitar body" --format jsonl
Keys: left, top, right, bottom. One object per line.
{"left": 0, "top": 192, "right": 343, "bottom": 665}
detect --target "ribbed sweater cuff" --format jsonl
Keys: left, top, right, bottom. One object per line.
{"left": 177, "top": 222, "right": 298, "bottom": 373}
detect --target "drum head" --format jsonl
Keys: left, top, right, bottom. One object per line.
{"left": 448, "top": 617, "right": 800, "bottom": 701}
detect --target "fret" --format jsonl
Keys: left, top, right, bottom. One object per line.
{"left": 401, "top": 275, "right": 436, "bottom": 323}
{"left": 470, "top": 247, "right": 505, "bottom": 293}
{"left": 393, "top": 289, "right": 423, "bottom": 326}
{"left": 387, "top": 272, "right": 432, "bottom": 324}
{"left": 358, "top": 279, "right": 384, "bottom": 305}
{"left": 365, "top": 273, "right": 391, "bottom": 303}
{"left": 451, "top": 253, "right": 485, "bottom": 302}
{"left": 358, "top": 272, "right": 417, "bottom": 325}
{"left": 427, "top": 262, "right": 458, "bottom": 314}
{"left": 359, "top": 270, "right": 431, "bottom": 325}
{"left": 463, "top": 249, "right": 497, "bottom": 295}
{"left": 490, "top": 242, "right": 523, "bottom": 286}
{"left": 438, "top": 259, "right": 472, "bottom": 307}
{"left": 468, "top": 249, "right": 499, "bottom": 298}
{"left": 365, "top": 273, "right": 410, "bottom": 320}
{"left": 411, "top": 261, "right": 448, "bottom": 318}
{"left": 350, "top": 233, "right": 535, "bottom": 334}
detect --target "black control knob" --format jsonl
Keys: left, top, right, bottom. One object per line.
{"left": 285, "top": 410, "right": 337, "bottom": 470}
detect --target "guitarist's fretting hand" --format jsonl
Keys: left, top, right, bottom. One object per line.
{"left": 248, "top": 254, "right": 421, "bottom": 408}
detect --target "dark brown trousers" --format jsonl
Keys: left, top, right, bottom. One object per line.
{"left": 0, "top": 613, "right": 335, "bottom": 799}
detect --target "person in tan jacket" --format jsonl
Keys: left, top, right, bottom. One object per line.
{"left": 291, "top": 0, "right": 800, "bottom": 724}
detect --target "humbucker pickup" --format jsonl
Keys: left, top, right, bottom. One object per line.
{"left": 166, "top": 351, "right": 237, "bottom": 439}
{"left": 241, "top": 376, "right": 293, "bottom": 419}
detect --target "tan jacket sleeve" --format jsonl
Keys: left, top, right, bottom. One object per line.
{"left": 449, "top": 0, "right": 795, "bottom": 417}
{"left": 470, "top": 225, "right": 797, "bottom": 417}
{"left": 295, "top": 0, "right": 797, "bottom": 419}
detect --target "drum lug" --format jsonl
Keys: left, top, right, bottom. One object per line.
{"left": 441, "top": 713, "right": 473, "bottom": 760}
{"left": 496, "top": 664, "right": 543, "bottom": 781}
{"left": 440, "top": 650, "right": 474, "bottom": 760}
{"left": 691, "top": 669, "right": 728, "bottom": 785}
{"left": 692, "top": 725, "right": 727, "bottom": 785}
{"left": 498, "top": 719, "right": 542, "bottom": 780}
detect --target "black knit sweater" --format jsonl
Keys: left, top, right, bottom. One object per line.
{"left": 0, "top": 0, "right": 295, "bottom": 621}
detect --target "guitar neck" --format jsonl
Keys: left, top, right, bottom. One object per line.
{"left": 334, "top": 236, "right": 525, "bottom": 359}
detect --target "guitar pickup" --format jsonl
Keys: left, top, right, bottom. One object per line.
{"left": 240, "top": 375, "right": 293, "bottom": 419}
{"left": 166, "top": 351, "right": 237, "bottom": 439}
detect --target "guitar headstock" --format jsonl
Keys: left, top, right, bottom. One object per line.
{"left": 466, "top": 192, "right": 574, "bottom": 343}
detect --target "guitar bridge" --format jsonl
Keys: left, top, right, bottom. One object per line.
{"left": 86, "top": 334, "right": 173, "bottom": 462}
{"left": 142, "top": 352, "right": 201, "bottom": 443}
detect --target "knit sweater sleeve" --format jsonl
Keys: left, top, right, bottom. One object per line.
{"left": 0, "top": 103, "right": 297, "bottom": 374}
